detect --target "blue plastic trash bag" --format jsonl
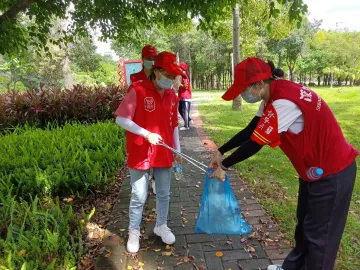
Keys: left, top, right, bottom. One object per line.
{"left": 195, "top": 169, "right": 252, "bottom": 235}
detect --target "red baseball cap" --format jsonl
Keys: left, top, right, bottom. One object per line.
{"left": 222, "top": 57, "right": 272, "bottom": 101}
{"left": 179, "top": 62, "right": 188, "bottom": 71}
{"left": 142, "top": 45, "right": 157, "bottom": 58}
{"left": 153, "top": 52, "right": 185, "bottom": 77}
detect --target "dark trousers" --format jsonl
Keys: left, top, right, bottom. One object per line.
{"left": 178, "top": 100, "right": 191, "bottom": 128}
{"left": 282, "top": 161, "right": 357, "bottom": 270}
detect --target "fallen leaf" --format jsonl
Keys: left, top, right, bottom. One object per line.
{"left": 215, "top": 251, "right": 223, "bottom": 257}
{"left": 106, "top": 203, "right": 111, "bottom": 209}
{"left": 140, "top": 246, "right": 150, "bottom": 251}
{"left": 198, "top": 265, "right": 206, "bottom": 270}
{"left": 165, "top": 245, "right": 172, "bottom": 250}
{"left": 63, "top": 197, "right": 73, "bottom": 203}
{"left": 18, "top": 250, "right": 26, "bottom": 256}
{"left": 120, "top": 229, "right": 126, "bottom": 232}
{"left": 284, "top": 240, "right": 291, "bottom": 245}
{"left": 204, "top": 244, "right": 216, "bottom": 248}
{"left": 154, "top": 249, "right": 161, "bottom": 252}
{"left": 197, "top": 181, "right": 201, "bottom": 184}
{"left": 248, "top": 246, "right": 255, "bottom": 253}
{"left": 105, "top": 250, "right": 112, "bottom": 257}
{"left": 226, "top": 239, "right": 233, "bottom": 245}
{"left": 162, "top": 251, "right": 172, "bottom": 256}
{"left": 195, "top": 185, "right": 200, "bottom": 188}
{"left": 127, "top": 266, "right": 133, "bottom": 270}
{"left": 81, "top": 259, "right": 89, "bottom": 265}
{"left": 138, "top": 262, "right": 144, "bottom": 267}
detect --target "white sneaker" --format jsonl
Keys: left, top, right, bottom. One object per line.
{"left": 267, "top": 265, "right": 283, "bottom": 270}
{"left": 190, "top": 120, "right": 194, "bottom": 125}
{"left": 152, "top": 180, "right": 156, "bottom": 195}
{"left": 127, "top": 229, "right": 140, "bottom": 253}
{"left": 153, "top": 224, "right": 176, "bottom": 244}
{"left": 179, "top": 127, "right": 190, "bottom": 131}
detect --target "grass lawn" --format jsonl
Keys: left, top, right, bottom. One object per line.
{"left": 193, "top": 86, "right": 360, "bottom": 270}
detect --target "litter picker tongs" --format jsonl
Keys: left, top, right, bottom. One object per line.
{"left": 159, "top": 142, "right": 208, "bottom": 172}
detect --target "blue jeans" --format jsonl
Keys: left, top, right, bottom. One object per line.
{"left": 128, "top": 167, "right": 172, "bottom": 230}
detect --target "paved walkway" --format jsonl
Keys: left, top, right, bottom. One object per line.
{"left": 96, "top": 104, "right": 291, "bottom": 270}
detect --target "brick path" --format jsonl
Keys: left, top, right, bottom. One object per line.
{"left": 96, "top": 104, "right": 291, "bottom": 270}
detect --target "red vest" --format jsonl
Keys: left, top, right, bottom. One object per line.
{"left": 126, "top": 80, "right": 179, "bottom": 170}
{"left": 270, "top": 80, "right": 358, "bottom": 181}
{"left": 129, "top": 69, "right": 148, "bottom": 93}
{"left": 178, "top": 72, "right": 192, "bottom": 99}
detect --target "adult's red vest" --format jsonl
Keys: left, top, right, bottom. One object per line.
{"left": 270, "top": 80, "right": 358, "bottom": 181}
{"left": 178, "top": 72, "right": 192, "bottom": 99}
{"left": 126, "top": 80, "right": 179, "bottom": 170}
{"left": 129, "top": 69, "right": 148, "bottom": 93}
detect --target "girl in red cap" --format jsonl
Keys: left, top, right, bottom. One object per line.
{"left": 177, "top": 62, "right": 193, "bottom": 130}
{"left": 130, "top": 45, "right": 158, "bottom": 84}
{"left": 115, "top": 51, "right": 184, "bottom": 253}
{"left": 209, "top": 57, "right": 358, "bottom": 270}
{"left": 129, "top": 45, "right": 158, "bottom": 195}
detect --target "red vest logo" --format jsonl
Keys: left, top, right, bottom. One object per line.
{"left": 144, "top": 97, "right": 155, "bottom": 112}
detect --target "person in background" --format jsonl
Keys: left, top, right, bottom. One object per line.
{"left": 177, "top": 62, "right": 192, "bottom": 130}
{"left": 209, "top": 57, "right": 358, "bottom": 270}
{"left": 115, "top": 52, "right": 184, "bottom": 253}
{"left": 129, "top": 45, "right": 157, "bottom": 86}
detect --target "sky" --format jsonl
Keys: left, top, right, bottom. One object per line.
{"left": 95, "top": 0, "right": 360, "bottom": 60}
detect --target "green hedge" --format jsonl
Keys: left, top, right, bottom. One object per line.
{"left": 0, "top": 121, "right": 125, "bottom": 199}
{"left": 0, "top": 121, "right": 125, "bottom": 269}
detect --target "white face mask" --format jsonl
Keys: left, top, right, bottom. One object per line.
{"left": 241, "top": 84, "right": 262, "bottom": 103}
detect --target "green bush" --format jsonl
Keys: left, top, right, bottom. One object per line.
{"left": 0, "top": 121, "right": 125, "bottom": 269}
{"left": 0, "top": 121, "right": 126, "bottom": 199}
{"left": 0, "top": 183, "right": 89, "bottom": 270}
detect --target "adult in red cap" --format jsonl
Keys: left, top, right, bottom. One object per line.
{"left": 209, "top": 57, "right": 358, "bottom": 270}
{"left": 129, "top": 45, "right": 157, "bottom": 85}
{"left": 177, "top": 62, "right": 192, "bottom": 130}
{"left": 115, "top": 51, "right": 184, "bottom": 253}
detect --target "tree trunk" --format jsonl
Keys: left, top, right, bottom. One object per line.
{"left": 63, "top": 55, "right": 73, "bottom": 90}
{"left": 317, "top": 76, "right": 321, "bottom": 86}
{"left": 188, "top": 50, "right": 193, "bottom": 90}
{"left": 211, "top": 74, "right": 215, "bottom": 90}
{"left": 289, "top": 68, "right": 294, "bottom": 81}
{"left": 277, "top": 53, "right": 283, "bottom": 68}
{"left": 217, "top": 72, "right": 222, "bottom": 90}
{"left": 231, "top": 4, "right": 242, "bottom": 111}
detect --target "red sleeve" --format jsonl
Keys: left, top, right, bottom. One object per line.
{"left": 114, "top": 87, "right": 137, "bottom": 119}
{"left": 250, "top": 103, "right": 281, "bottom": 148}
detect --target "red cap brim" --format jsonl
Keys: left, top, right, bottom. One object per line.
{"left": 222, "top": 82, "right": 247, "bottom": 101}
{"left": 161, "top": 65, "right": 186, "bottom": 78}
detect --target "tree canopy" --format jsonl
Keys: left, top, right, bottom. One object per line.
{"left": 0, "top": 0, "right": 307, "bottom": 56}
